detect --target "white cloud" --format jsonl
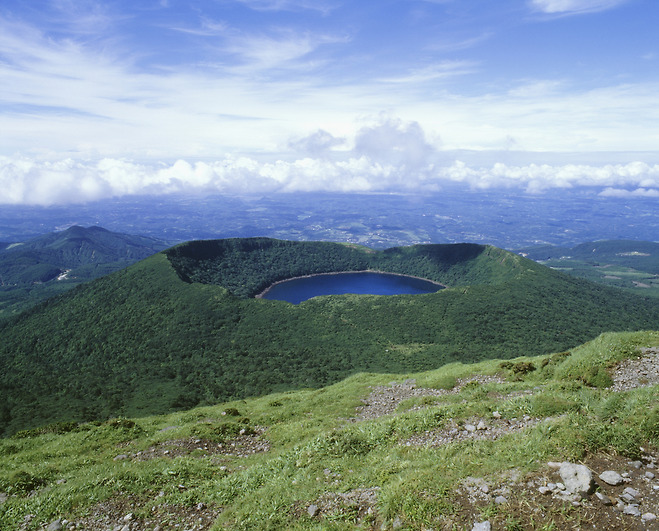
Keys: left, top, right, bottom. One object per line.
{"left": 529, "top": 0, "right": 631, "bottom": 15}
{"left": 288, "top": 129, "right": 346, "bottom": 156}
{"left": 599, "top": 187, "right": 659, "bottom": 198}
{"left": 4, "top": 143, "right": 659, "bottom": 206}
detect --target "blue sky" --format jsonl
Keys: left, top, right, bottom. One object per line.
{"left": 1, "top": 0, "right": 659, "bottom": 204}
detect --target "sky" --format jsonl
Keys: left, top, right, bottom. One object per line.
{"left": 1, "top": 0, "right": 659, "bottom": 205}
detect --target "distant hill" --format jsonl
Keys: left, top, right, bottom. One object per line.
{"left": 0, "top": 226, "right": 170, "bottom": 319}
{"left": 1, "top": 238, "right": 659, "bottom": 436}
{"left": 519, "top": 240, "right": 659, "bottom": 296}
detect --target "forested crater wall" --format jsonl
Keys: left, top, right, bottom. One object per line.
{"left": 164, "top": 238, "right": 516, "bottom": 298}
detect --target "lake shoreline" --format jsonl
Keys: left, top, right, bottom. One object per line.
{"left": 254, "top": 269, "right": 447, "bottom": 299}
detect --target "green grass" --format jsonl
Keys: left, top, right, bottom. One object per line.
{"left": 1, "top": 330, "right": 657, "bottom": 530}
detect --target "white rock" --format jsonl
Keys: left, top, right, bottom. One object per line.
{"left": 642, "top": 513, "right": 657, "bottom": 522}
{"left": 623, "top": 486, "right": 641, "bottom": 500}
{"left": 599, "top": 470, "right": 624, "bottom": 486}
{"left": 472, "top": 522, "right": 491, "bottom": 531}
{"left": 623, "top": 505, "right": 641, "bottom": 517}
{"left": 559, "top": 462, "right": 594, "bottom": 496}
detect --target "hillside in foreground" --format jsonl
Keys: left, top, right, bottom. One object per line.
{"left": 0, "top": 331, "right": 657, "bottom": 530}
{"left": 2, "top": 238, "right": 659, "bottom": 437}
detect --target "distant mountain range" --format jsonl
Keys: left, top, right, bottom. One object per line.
{"left": 2, "top": 237, "right": 659, "bottom": 436}
{"left": 0, "top": 226, "right": 170, "bottom": 319}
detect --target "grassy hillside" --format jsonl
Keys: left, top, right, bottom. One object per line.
{"left": 0, "top": 331, "right": 657, "bottom": 530}
{"left": 1, "top": 239, "right": 659, "bottom": 437}
{"left": 520, "top": 240, "right": 659, "bottom": 298}
{"left": 0, "top": 226, "right": 169, "bottom": 320}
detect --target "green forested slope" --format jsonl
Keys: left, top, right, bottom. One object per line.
{"left": 1, "top": 239, "right": 658, "bottom": 436}
{"left": 0, "top": 226, "right": 169, "bottom": 319}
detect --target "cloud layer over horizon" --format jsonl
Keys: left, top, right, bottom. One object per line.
{"left": 3, "top": 116, "right": 659, "bottom": 205}
{"left": 1, "top": 0, "right": 658, "bottom": 205}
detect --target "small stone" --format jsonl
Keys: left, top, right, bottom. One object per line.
{"left": 630, "top": 460, "right": 643, "bottom": 469}
{"left": 623, "top": 505, "right": 642, "bottom": 517}
{"left": 595, "top": 492, "right": 613, "bottom": 506}
{"left": 494, "top": 496, "right": 508, "bottom": 504}
{"left": 477, "top": 421, "right": 487, "bottom": 430}
{"left": 465, "top": 424, "right": 477, "bottom": 433}
{"left": 480, "top": 485, "right": 489, "bottom": 494}
{"left": 555, "top": 482, "right": 566, "bottom": 491}
{"left": 123, "top": 513, "right": 133, "bottom": 522}
{"left": 623, "top": 486, "right": 641, "bottom": 500}
{"left": 197, "top": 502, "right": 206, "bottom": 510}
{"left": 113, "top": 454, "right": 129, "bottom": 461}
{"left": 472, "top": 522, "right": 491, "bottom": 531}
{"left": 642, "top": 513, "right": 657, "bottom": 522}
{"left": 56, "top": 479, "right": 67, "bottom": 485}
{"left": 538, "top": 486, "right": 551, "bottom": 495}
{"left": 492, "top": 411, "right": 501, "bottom": 419}
{"left": 47, "top": 520, "right": 63, "bottom": 531}
{"left": 621, "top": 472, "right": 630, "bottom": 478}
{"left": 645, "top": 471, "right": 655, "bottom": 479}
{"left": 621, "top": 493, "right": 635, "bottom": 503}
{"left": 0, "top": 493, "right": 7, "bottom": 504}
{"left": 599, "top": 470, "right": 624, "bottom": 486}
{"left": 308, "top": 504, "right": 318, "bottom": 517}
{"left": 547, "top": 482, "right": 556, "bottom": 490}
{"left": 392, "top": 516, "right": 403, "bottom": 529}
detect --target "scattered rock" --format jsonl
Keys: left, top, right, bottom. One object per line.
{"left": 611, "top": 347, "right": 659, "bottom": 391}
{"left": 558, "top": 462, "right": 594, "bottom": 496}
{"left": 623, "top": 486, "right": 641, "bottom": 501}
{"left": 352, "top": 375, "right": 506, "bottom": 422}
{"left": 494, "top": 496, "right": 508, "bottom": 504}
{"left": 599, "top": 470, "right": 624, "bottom": 486}
{"left": 623, "top": 505, "right": 642, "bottom": 517}
{"left": 472, "top": 522, "right": 491, "bottom": 531}
{"left": 595, "top": 492, "right": 613, "bottom": 506}
{"left": 46, "top": 520, "right": 63, "bottom": 531}
{"left": 307, "top": 504, "right": 318, "bottom": 517}
{"left": 642, "top": 513, "right": 657, "bottom": 522}
{"left": 113, "top": 454, "right": 129, "bottom": 461}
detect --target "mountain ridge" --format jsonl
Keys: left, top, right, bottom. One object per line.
{"left": 0, "top": 225, "right": 170, "bottom": 319}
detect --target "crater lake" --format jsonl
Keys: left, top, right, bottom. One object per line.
{"left": 259, "top": 271, "right": 444, "bottom": 304}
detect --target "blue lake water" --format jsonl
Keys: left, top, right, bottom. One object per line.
{"left": 260, "top": 271, "right": 443, "bottom": 304}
